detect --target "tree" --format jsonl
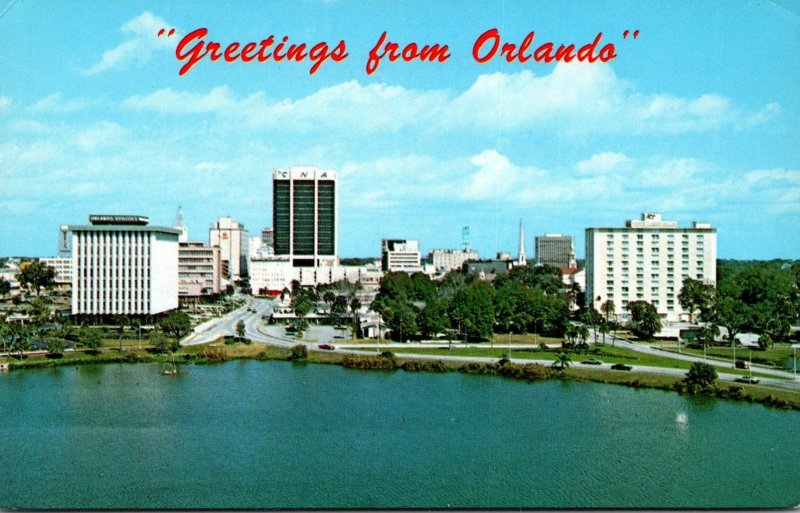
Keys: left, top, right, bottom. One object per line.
{"left": 45, "top": 338, "right": 65, "bottom": 356}
{"left": 678, "top": 278, "right": 716, "bottom": 323}
{"left": 235, "top": 320, "right": 246, "bottom": 341}
{"left": 149, "top": 327, "right": 172, "bottom": 353}
{"left": 450, "top": 281, "right": 496, "bottom": 342}
{"left": 159, "top": 311, "right": 192, "bottom": 343}
{"left": 331, "top": 295, "right": 349, "bottom": 319}
{"left": 682, "top": 362, "right": 718, "bottom": 394}
{"left": 418, "top": 297, "right": 449, "bottom": 339}
{"left": 289, "top": 344, "right": 307, "bottom": 361}
{"left": 627, "top": 301, "right": 662, "bottom": 340}
{"left": 0, "top": 278, "right": 11, "bottom": 296}
{"left": 27, "top": 297, "right": 51, "bottom": 324}
{"left": 15, "top": 261, "right": 56, "bottom": 296}
{"left": 552, "top": 352, "right": 572, "bottom": 375}
{"left": 80, "top": 327, "right": 102, "bottom": 353}
{"left": 580, "top": 309, "right": 601, "bottom": 344}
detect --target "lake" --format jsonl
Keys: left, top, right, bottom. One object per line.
{"left": 1, "top": 360, "right": 798, "bottom": 509}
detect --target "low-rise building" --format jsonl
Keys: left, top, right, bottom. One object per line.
{"left": 178, "top": 242, "right": 221, "bottom": 299}
{"left": 382, "top": 239, "right": 422, "bottom": 273}
{"left": 429, "top": 249, "right": 479, "bottom": 274}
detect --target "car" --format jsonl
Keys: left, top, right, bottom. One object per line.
{"left": 580, "top": 359, "right": 602, "bottom": 365}
{"left": 610, "top": 363, "right": 632, "bottom": 371}
{"left": 318, "top": 344, "right": 335, "bottom": 350}
{"left": 735, "top": 360, "right": 750, "bottom": 369}
{"left": 734, "top": 376, "right": 760, "bottom": 384}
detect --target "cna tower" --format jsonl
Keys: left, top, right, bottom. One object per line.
{"left": 272, "top": 167, "right": 338, "bottom": 268}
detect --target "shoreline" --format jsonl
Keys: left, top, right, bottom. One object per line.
{"left": 4, "top": 341, "right": 800, "bottom": 411}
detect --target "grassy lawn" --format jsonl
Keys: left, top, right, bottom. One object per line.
{"left": 381, "top": 344, "right": 781, "bottom": 378}
{"left": 669, "top": 345, "right": 796, "bottom": 367}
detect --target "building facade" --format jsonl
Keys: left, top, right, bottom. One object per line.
{"left": 585, "top": 213, "right": 717, "bottom": 323}
{"left": 209, "top": 217, "right": 249, "bottom": 281}
{"left": 178, "top": 242, "right": 221, "bottom": 298}
{"left": 381, "top": 239, "right": 422, "bottom": 273}
{"left": 535, "top": 234, "right": 576, "bottom": 268}
{"left": 272, "top": 167, "right": 338, "bottom": 267}
{"left": 65, "top": 215, "right": 180, "bottom": 316}
{"left": 39, "top": 257, "right": 73, "bottom": 286}
{"left": 429, "top": 249, "right": 479, "bottom": 274}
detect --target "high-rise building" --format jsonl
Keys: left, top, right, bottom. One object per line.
{"left": 64, "top": 215, "right": 180, "bottom": 316}
{"left": 382, "top": 239, "right": 422, "bottom": 273}
{"left": 535, "top": 234, "right": 576, "bottom": 268}
{"left": 585, "top": 213, "right": 717, "bottom": 323}
{"left": 209, "top": 217, "right": 249, "bottom": 281}
{"left": 272, "top": 167, "right": 338, "bottom": 267}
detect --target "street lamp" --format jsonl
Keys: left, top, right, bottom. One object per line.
{"left": 792, "top": 344, "right": 799, "bottom": 381}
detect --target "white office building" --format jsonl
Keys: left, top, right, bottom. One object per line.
{"left": 382, "top": 239, "right": 423, "bottom": 273}
{"left": 178, "top": 242, "right": 221, "bottom": 298}
{"left": 39, "top": 257, "right": 73, "bottom": 286}
{"left": 429, "top": 249, "right": 479, "bottom": 274}
{"left": 64, "top": 215, "right": 180, "bottom": 316}
{"left": 585, "top": 213, "right": 717, "bottom": 323}
{"left": 209, "top": 217, "right": 249, "bottom": 281}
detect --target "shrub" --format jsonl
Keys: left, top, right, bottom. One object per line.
{"left": 288, "top": 344, "right": 308, "bottom": 361}
{"left": 196, "top": 346, "right": 228, "bottom": 363}
{"left": 401, "top": 359, "right": 448, "bottom": 372}
{"left": 497, "top": 363, "right": 548, "bottom": 381}
{"left": 458, "top": 362, "right": 500, "bottom": 375}
{"left": 341, "top": 355, "right": 397, "bottom": 370}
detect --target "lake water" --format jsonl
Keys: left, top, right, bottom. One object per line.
{"left": 1, "top": 360, "right": 798, "bottom": 509}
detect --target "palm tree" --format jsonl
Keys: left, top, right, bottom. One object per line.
{"left": 682, "top": 362, "right": 718, "bottom": 394}
{"left": 552, "top": 352, "right": 572, "bottom": 375}
{"left": 562, "top": 323, "right": 578, "bottom": 349}
{"left": 601, "top": 300, "right": 617, "bottom": 347}
{"left": 235, "top": 320, "right": 246, "bottom": 341}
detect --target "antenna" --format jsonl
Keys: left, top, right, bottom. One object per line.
{"left": 462, "top": 225, "right": 470, "bottom": 251}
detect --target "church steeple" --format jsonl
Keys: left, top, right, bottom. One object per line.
{"left": 518, "top": 218, "right": 526, "bottom": 266}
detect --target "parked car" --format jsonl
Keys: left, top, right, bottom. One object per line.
{"left": 580, "top": 359, "right": 603, "bottom": 365}
{"left": 610, "top": 363, "right": 632, "bottom": 371}
{"left": 735, "top": 360, "right": 750, "bottom": 369}
{"left": 735, "top": 376, "right": 759, "bottom": 384}
{"left": 318, "top": 344, "right": 335, "bottom": 350}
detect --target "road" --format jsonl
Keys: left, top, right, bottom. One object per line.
{"left": 181, "top": 303, "right": 800, "bottom": 391}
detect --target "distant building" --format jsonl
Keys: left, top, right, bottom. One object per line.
{"left": 585, "top": 213, "right": 717, "bottom": 323}
{"left": 64, "top": 215, "right": 180, "bottom": 316}
{"left": 463, "top": 259, "right": 513, "bottom": 280}
{"left": 261, "top": 227, "right": 274, "bottom": 248}
{"left": 39, "top": 257, "right": 72, "bottom": 285}
{"left": 382, "top": 239, "right": 422, "bottom": 273}
{"left": 209, "top": 217, "right": 249, "bottom": 281}
{"left": 272, "top": 167, "right": 338, "bottom": 268}
{"left": 535, "top": 234, "right": 576, "bottom": 268}
{"left": 178, "top": 242, "right": 221, "bottom": 299}
{"left": 429, "top": 249, "right": 479, "bottom": 274}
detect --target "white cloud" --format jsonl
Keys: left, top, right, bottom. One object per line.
{"left": 121, "top": 65, "right": 775, "bottom": 137}
{"left": 83, "top": 12, "right": 176, "bottom": 75}
{"left": 29, "top": 93, "right": 88, "bottom": 114}
{"left": 73, "top": 121, "right": 128, "bottom": 151}
{"left": 0, "top": 96, "right": 11, "bottom": 109}
{"left": 575, "top": 152, "right": 633, "bottom": 175}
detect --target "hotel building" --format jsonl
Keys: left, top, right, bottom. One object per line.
{"left": 585, "top": 213, "right": 717, "bottom": 323}
{"left": 272, "top": 167, "right": 338, "bottom": 268}
{"left": 64, "top": 215, "right": 180, "bottom": 316}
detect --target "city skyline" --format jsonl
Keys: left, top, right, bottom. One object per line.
{"left": 1, "top": 1, "right": 798, "bottom": 260}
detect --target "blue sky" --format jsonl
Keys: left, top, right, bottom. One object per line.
{"left": 1, "top": 0, "right": 798, "bottom": 259}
